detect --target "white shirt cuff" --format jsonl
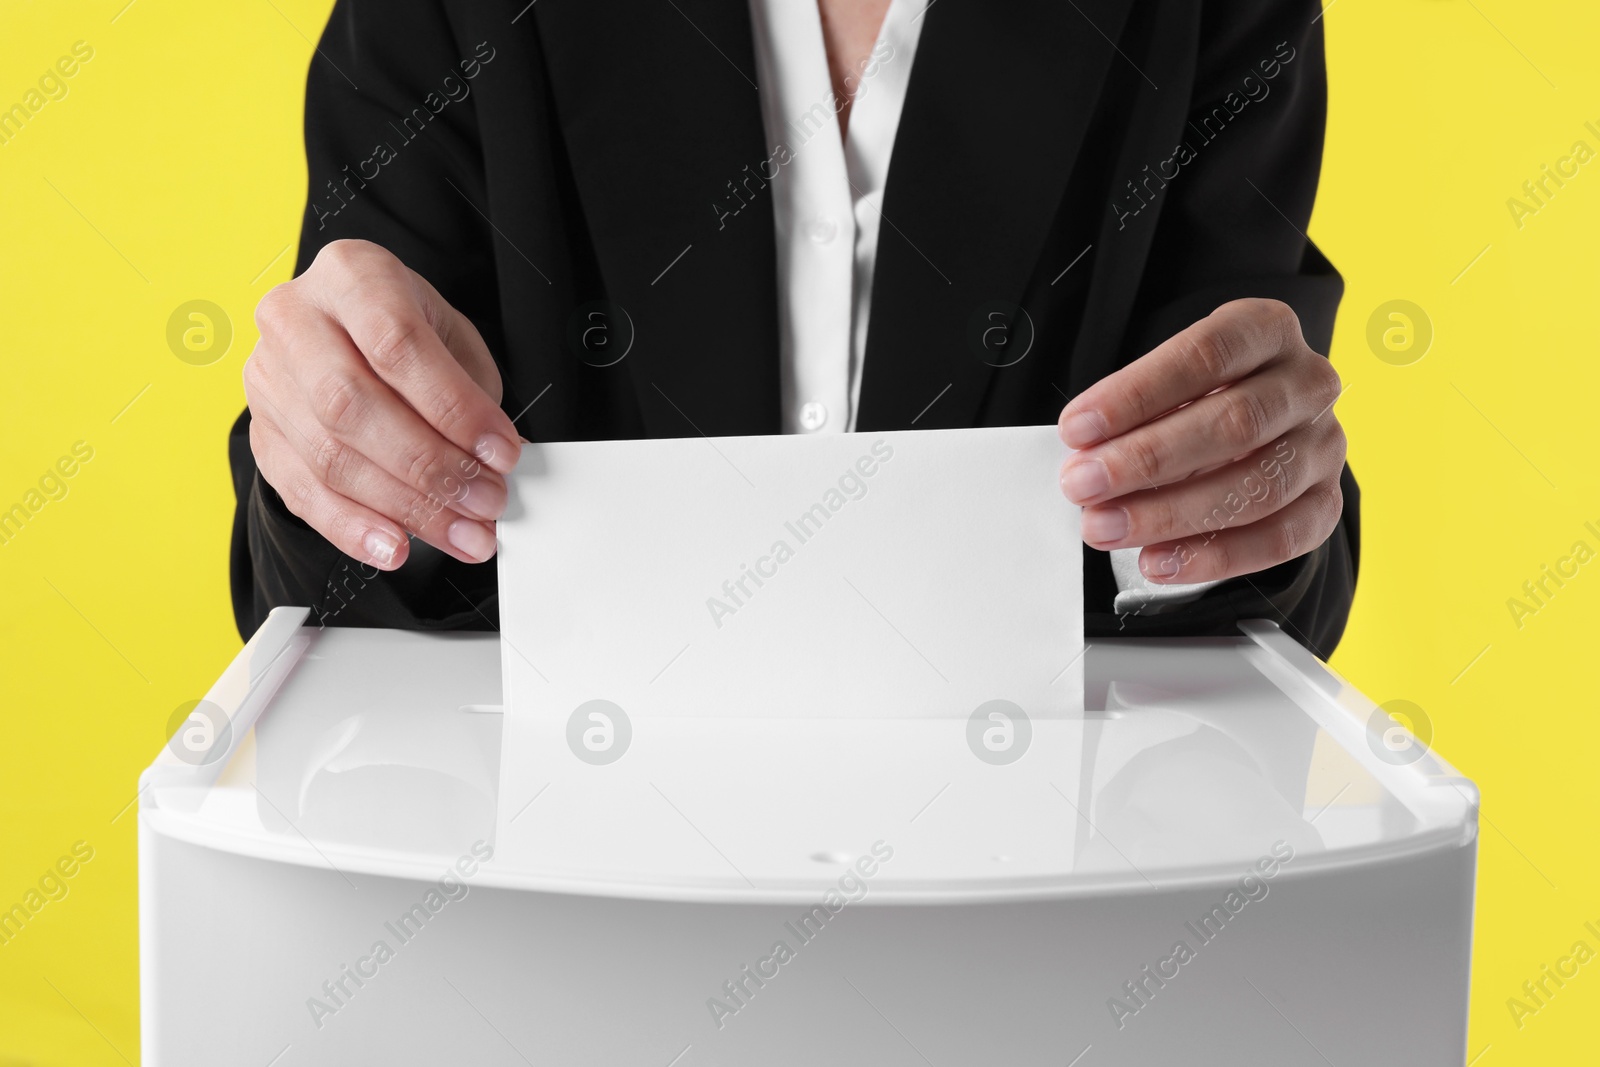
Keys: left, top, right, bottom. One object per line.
{"left": 1108, "top": 548, "right": 1225, "bottom": 616}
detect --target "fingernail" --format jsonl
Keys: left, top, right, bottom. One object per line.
{"left": 1062, "top": 410, "right": 1106, "bottom": 448}
{"left": 448, "top": 518, "right": 497, "bottom": 562}
{"left": 364, "top": 530, "right": 400, "bottom": 568}
{"left": 1061, "top": 458, "right": 1110, "bottom": 503}
{"left": 474, "top": 433, "right": 519, "bottom": 475}
{"left": 1081, "top": 506, "right": 1129, "bottom": 546}
{"left": 456, "top": 476, "right": 507, "bottom": 521}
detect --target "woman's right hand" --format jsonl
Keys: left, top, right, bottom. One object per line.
{"left": 243, "top": 239, "right": 522, "bottom": 570}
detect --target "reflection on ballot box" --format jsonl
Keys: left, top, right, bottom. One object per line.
{"left": 140, "top": 609, "right": 1476, "bottom": 1066}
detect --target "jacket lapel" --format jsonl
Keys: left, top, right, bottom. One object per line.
{"left": 856, "top": 0, "right": 1136, "bottom": 430}
{"left": 531, "top": 0, "right": 782, "bottom": 438}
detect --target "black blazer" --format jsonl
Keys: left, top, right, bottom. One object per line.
{"left": 230, "top": 0, "right": 1359, "bottom": 657}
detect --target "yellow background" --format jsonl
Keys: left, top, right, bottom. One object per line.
{"left": 1, "top": 0, "right": 1596, "bottom": 1062}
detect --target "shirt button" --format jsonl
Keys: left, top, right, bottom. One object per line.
{"left": 807, "top": 217, "right": 839, "bottom": 244}
{"left": 799, "top": 401, "right": 828, "bottom": 431}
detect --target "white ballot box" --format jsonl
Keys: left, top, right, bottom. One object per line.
{"left": 140, "top": 608, "right": 1477, "bottom": 1066}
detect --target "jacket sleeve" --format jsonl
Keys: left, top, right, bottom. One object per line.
{"left": 1084, "top": 0, "right": 1358, "bottom": 658}
{"left": 230, "top": 0, "right": 505, "bottom": 639}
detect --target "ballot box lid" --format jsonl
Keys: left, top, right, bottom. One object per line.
{"left": 140, "top": 608, "right": 1478, "bottom": 904}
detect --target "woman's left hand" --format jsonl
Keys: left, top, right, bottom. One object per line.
{"left": 1058, "top": 298, "right": 1347, "bottom": 584}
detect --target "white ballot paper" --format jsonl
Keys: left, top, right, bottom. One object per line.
{"left": 496, "top": 424, "right": 1081, "bottom": 724}
{"left": 490, "top": 425, "right": 1084, "bottom": 886}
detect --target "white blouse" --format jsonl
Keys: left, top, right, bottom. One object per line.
{"left": 745, "top": 0, "right": 1218, "bottom": 615}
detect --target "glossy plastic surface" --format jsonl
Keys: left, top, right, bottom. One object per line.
{"left": 140, "top": 610, "right": 1477, "bottom": 904}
